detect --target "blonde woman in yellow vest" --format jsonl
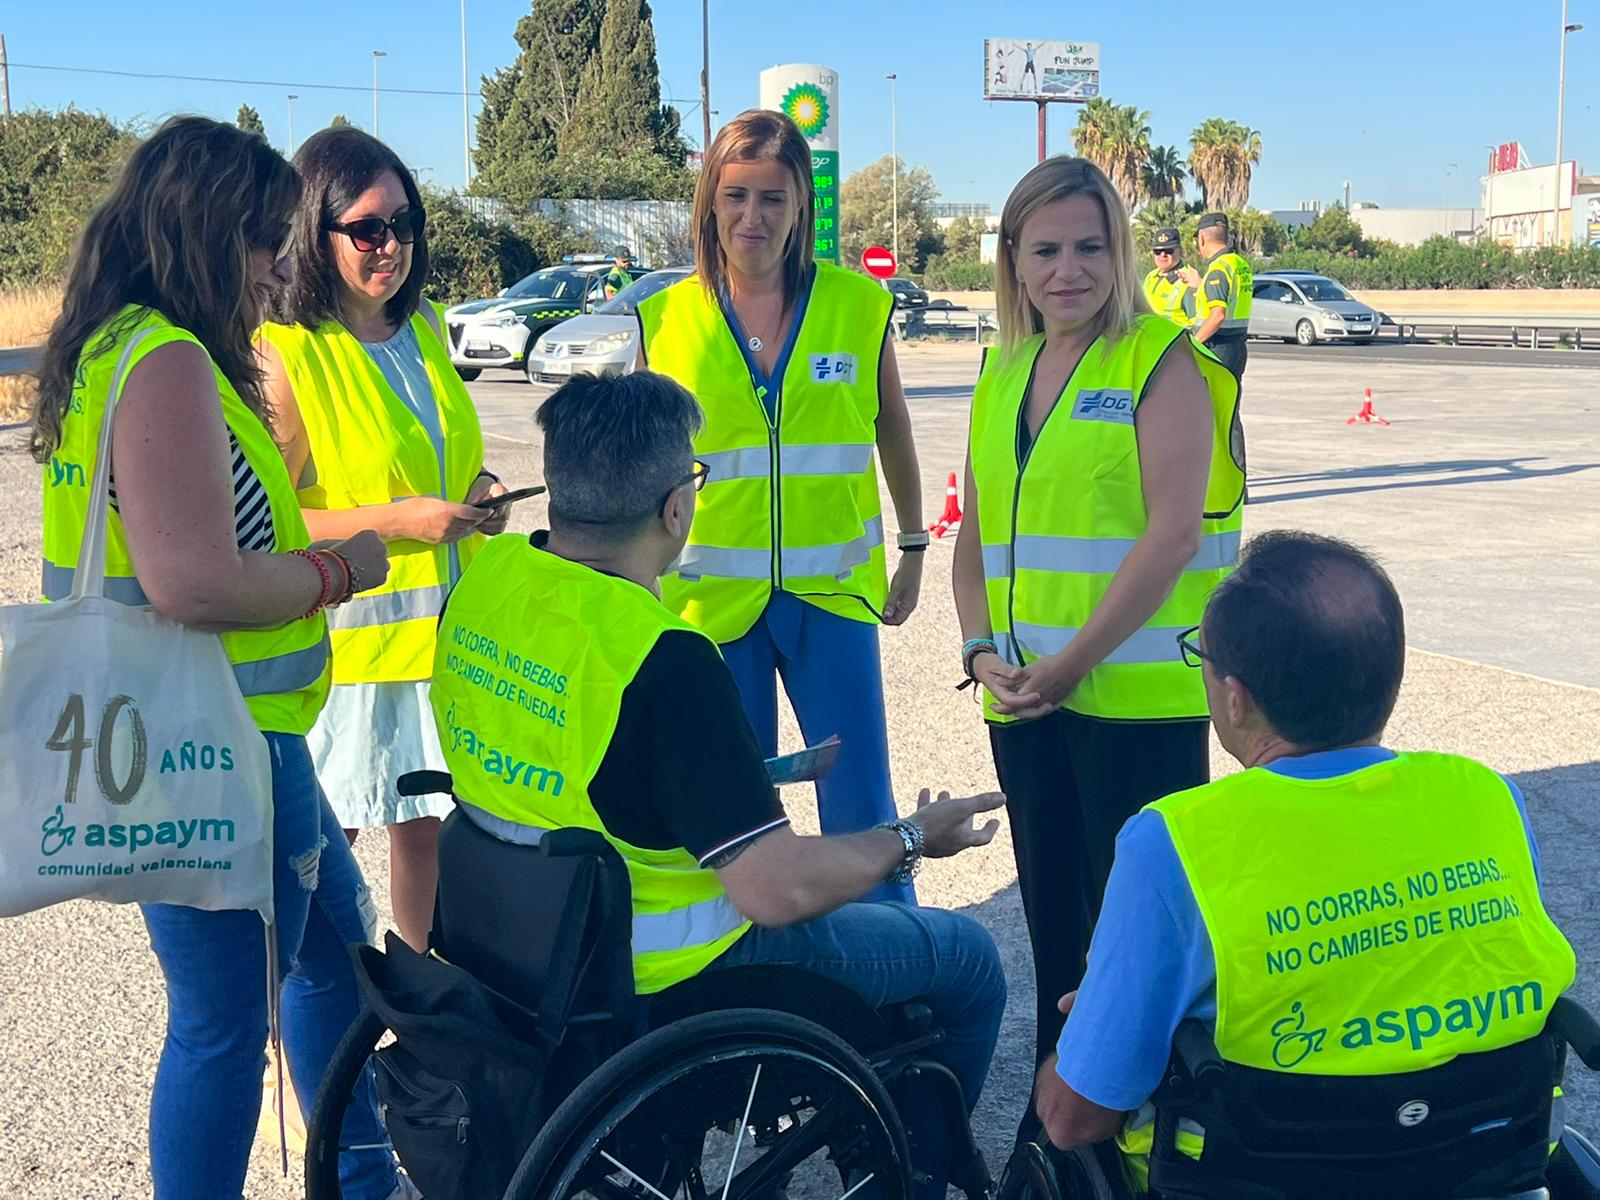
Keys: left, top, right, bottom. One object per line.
{"left": 952, "top": 157, "right": 1245, "bottom": 1109}
{"left": 260, "top": 129, "right": 517, "bottom": 953}
{"left": 32, "top": 117, "right": 403, "bottom": 1200}
{"left": 637, "top": 110, "right": 925, "bottom": 903}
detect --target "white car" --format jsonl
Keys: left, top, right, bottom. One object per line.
{"left": 443, "top": 262, "right": 616, "bottom": 382}
{"left": 525, "top": 267, "right": 693, "bottom": 384}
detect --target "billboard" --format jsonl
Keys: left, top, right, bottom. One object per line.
{"left": 760, "top": 64, "right": 841, "bottom": 263}
{"left": 984, "top": 39, "right": 1100, "bottom": 102}
{"left": 1492, "top": 142, "right": 1527, "bottom": 174}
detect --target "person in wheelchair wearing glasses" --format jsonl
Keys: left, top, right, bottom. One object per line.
{"left": 1031, "top": 530, "right": 1576, "bottom": 1194}
{"left": 430, "top": 370, "right": 1009, "bottom": 1200}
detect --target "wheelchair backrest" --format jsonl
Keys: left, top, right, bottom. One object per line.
{"left": 431, "top": 805, "right": 636, "bottom": 1036}
{"left": 1148, "top": 1023, "right": 1562, "bottom": 1200}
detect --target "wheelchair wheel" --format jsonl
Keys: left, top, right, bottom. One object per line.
{"left": 997, "top": 1141, "right": 1121, "bottom": 1200}
{"left": 304, "top": 1006, "right": 392, "bottom": 1200}
{"left": 1552, "top": 1128, "right": 1600, "bottom": 1199}
{"left": 505, "top": 1008, "right": 912, "bottom": 1200}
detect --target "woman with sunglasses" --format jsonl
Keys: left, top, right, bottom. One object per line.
{"left": 951, "top": 157, "right": 1245, "bottom": 1130}
{"left": 33, "top": 116, "right": 402, "bottom": 1200}
{"left": 635, "top": 109, "right": 926, "bottom": 903}
{"left": 260, "top": 127, "right": 510, "bottom": 958}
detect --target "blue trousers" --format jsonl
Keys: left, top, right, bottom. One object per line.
{"left": 720, "top": 592, "right": 914, "bottom": 905}
{"left": 140, "top": 733, "right": 396, "bottom": 1200}
{"left": 710, "top": 902, "right": 1006, "bottom": 1199}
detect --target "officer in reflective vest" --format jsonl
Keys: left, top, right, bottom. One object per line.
{"left": 1191, "top": 212, "right": 1254, "bottom": 382}
{"left": 1035, "top": 531, "right": 1576, "bottom": 1190}
{"left": 604, "top": 246, "right": 635, "bottom": 299}
{"left": 953, "top": 159, "right": 1244, "bottom": 1127}
{"left": 636, "top": 108, "right": 927, "bottom": 903}
{"left": 1141, "top": 227, "right": 1194, "bottom": 327}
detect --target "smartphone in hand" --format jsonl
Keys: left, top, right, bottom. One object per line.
{"left": 476, "top": 485, "right": 546, "bottom": 512}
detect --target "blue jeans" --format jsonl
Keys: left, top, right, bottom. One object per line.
{"left": 140, "top": 733, "right": 396, "bottom": 1200}
{"left": 721, "top": 592, "right": 914, "bottom": 904}
{"left": 708, "top": 901, "right": 1006, "bottom": 1198}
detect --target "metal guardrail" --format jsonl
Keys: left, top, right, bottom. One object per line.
{"left": 1383, "top": 313, "right": 1600, "bottom": 349}
{"left": 0, "top": 345, "right": 43, "bottom": 376}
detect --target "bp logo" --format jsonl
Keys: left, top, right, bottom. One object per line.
{"left": 781, "top": 83, "right": 830, "bottom": 139}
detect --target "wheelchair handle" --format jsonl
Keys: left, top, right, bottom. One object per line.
{"left": 1550, "top": 996, "right": 1600, "bottom": 1071}
{"left": 398, "top": 770, "right": 453, "bottom": 798}
{"left": 1174, "top": 1018, "right": 1226, "bottom": 1086}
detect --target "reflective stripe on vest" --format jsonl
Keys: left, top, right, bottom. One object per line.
{"left": 969, "top": 316, "right": 1244, "bottom": 721}
{"left": 640, "top": 264, "right": 892, "bottom": 643}
{"left": 43, "top": 307, "right": 330, "bottom": 735}
{"left": 433, "top": 534, "right": 752, "bottom": 995}
{"left": 1149, "top": 753, "right": 1576, "bottom": 1076}
{"left": 258, "top": 310, "right": 485, "bottom": 685}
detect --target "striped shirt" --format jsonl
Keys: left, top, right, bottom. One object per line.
{"left": 109, "top": 431, "right": 274, "bottom": 552}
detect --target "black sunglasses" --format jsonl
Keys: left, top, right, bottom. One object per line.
{"left": 325, "top": 208, "right": 426, "bottom": 253}
{"left": 1153, "top": 247, "right": 1178, "bottom": 255}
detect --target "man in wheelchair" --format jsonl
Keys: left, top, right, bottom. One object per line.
{"left": 1028, "top": 530, "right": 1583, "bottom": 1199}
{"left": 423, "top": 371, "right": 1008, "bottom": 1198}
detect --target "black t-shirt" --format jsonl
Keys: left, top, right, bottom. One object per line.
{"left": 589, "top": 628, "right": 788, "bottom": 864}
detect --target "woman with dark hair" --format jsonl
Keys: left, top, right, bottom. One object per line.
{"left": 636, "top": 110, "right": 925, "bottom": 902}
{"left": 34, "top": 115, "right": 402, "bottom": 1199}
{"left": 260, "top": 126, "right": 511, "bottom": 953}
{"left": 952, "top": 156, "right": 1244, "bottom": 1126}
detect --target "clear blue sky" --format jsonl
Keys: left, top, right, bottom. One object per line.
{"left": 4, "top": 0, "right": 1595, "bottom": 212}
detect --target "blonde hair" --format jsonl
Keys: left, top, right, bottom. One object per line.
{"left": 994, "top": 156, "right": 1148, "bottom": 360}
{"left": 691, "top": 109, "right": 815, "bottom": 307}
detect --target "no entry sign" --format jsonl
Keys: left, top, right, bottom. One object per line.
{"left": 861, "top": 246, "right": 897, "bottom": 279}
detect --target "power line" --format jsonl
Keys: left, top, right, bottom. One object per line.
{"left": 9, "top": 59, "right": 702, "bottom": 106}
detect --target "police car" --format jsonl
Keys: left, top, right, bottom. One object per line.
{"left": 444, "top": 257, "right": 638, "bottom": 383}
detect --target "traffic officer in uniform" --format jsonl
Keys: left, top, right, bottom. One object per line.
{"left": 1190, "top": 212, "right": 1253, "bottom": 381}
{"left": 1031, "top": 530, "right": 1576, "bottom": 1190}
{"left": 604, "top": 246, "right": 634, "bottom": 298}
{"left": 1141, "top": 226, "right": 1194, "bottom": 327}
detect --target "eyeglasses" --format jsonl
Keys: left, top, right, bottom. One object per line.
{"left": 1177, "top": 625, "right": 1241, "bottom": 686}
{"left": 324, "top": 208, "right": 426, "bottom": 253}
{"left": 1152, "top": 247, "right": 1178, "bottom": 256}
{"left": 658, "top": 461, "right": 709, "bottom": 515}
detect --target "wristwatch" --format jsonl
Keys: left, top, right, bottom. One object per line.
{"left": 880, "top": 817, "right": 925, "bottom": 884}
{"left": 897, "top": 530, "right": 930, "bottom": 552}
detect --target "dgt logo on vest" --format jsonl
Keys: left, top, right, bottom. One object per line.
{"left": 809, "top": 353, "right": 857, "bottom": 385}
{"left": 1071, "top": 389, "right": 1135, "bottom": 426}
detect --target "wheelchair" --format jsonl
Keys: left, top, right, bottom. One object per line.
{"left": 305, "top": 774, "right": 994, "bottom": 1200}
{"left": 997, "top": 1001, "right": 1600, "bottom": 1200}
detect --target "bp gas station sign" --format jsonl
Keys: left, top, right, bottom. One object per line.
{"left": 760, "top": 64, "right": 841, "bottom": 263}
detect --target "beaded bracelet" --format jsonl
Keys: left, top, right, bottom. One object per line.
{"left": 322, "top": 549, "right": 355, "bottom": 604}
{"left": 961, "top": 637, "right": 999, "bottom": 680}
{"left": 291, "top": 548, "right": 333, "bottom": 618}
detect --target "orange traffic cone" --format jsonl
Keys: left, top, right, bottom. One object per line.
{"left": 929, "top": 472, "right": 963, "bottom": 538}
{"left": 1346, "top": 387, "right": 1390, "bottom": 426}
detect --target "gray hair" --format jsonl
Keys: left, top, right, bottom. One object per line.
{"left": 535, "top": 372, "right": 704, "bottom": 538}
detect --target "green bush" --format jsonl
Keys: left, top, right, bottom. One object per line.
{"left": 1258, "top": 237, "right": 1600, "bottom": 290}
{"left": 422, "top": 187, "right": 582, "bottom": 304}
{"left": 919, "top": 255, "right": 994, "bottom": 291}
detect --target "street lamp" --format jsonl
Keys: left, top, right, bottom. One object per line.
{"left": 461, "top": 2, "right": 472, "bottom": 185}
{"left": 287, "top": 94, "right": 299, "bottom": 155}
{"left": 1446, "top": 162, "right": 1457, "bottom": 232}
{"left": 1485, "top": 144, "right": 1498, "bottom": 244}
{"left": 886, "top": 73, "right": 898, "bottom": 268}
{"left": 1554, "top": 3, "right": 1584, "bottom": 245}
{"left": 372, "top": 50, "right": 388, "bottom": 137}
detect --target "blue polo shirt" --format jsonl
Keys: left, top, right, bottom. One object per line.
{"left": 1055, "top": 746, "right": 1542, "bottom": 1111}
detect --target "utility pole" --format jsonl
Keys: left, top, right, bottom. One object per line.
{"left": 1554, "top": 1, "right": 1583, "bottom": 245}
{"left": 700, "top": 0, "right": 712, "bottom": 154}
{"left": 287, "top": 94, "right": 299, "bottom": 154}
{"left": 1037, "top": 101, "right": 1048, "bottom": 163}
{"left": 461, "top": 0, "right": 472, "bottom": 185}
{"left": 0, "top": 34, "right": 11, "bottom": 120}
{"left": 886, "top": 73, "right": 898, "bottom": 267}
{"left": 372, "top": 50, "right": 387, "bottom": 136}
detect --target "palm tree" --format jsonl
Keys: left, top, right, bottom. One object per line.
{"left": 1141, "top": 145, "right": 1187, "bottom": 204}
{"left": 1132, "top": 197, "right": 1189, "bottom": 254}
{"left": 1188, "top": 119, "right": 1263, "bottom": 210}
{"left": 1072, "top": 99, "right": 1151, "bottom": 214}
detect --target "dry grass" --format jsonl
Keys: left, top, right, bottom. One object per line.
{"left": 0, "top": 287, "right": 60, "bottom": 423}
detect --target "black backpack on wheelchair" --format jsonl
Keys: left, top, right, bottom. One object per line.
{"left": 1002, "top": 1005, "right": 1600, "bottom": 1200}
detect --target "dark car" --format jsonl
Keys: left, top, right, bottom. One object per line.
{"left": 885, "top": 278, "right": 929, "bottom": 309}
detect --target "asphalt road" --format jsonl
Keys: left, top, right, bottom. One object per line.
{"left": 0, "top": 345, "right": 1596, "bottom": 1197}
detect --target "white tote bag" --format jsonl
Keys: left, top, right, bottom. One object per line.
{"left": 0, "top": 331, "right": 274, "bottom": 921}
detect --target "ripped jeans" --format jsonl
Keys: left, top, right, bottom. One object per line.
{"left": 140, "top": 733, "right": 396, "bottom": 1200}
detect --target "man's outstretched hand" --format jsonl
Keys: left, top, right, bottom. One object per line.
{"left": 909, "top": 789, "right": 1005, "bottom": 858}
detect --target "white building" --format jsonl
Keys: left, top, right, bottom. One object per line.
{"left": 1480, "top": 160, "right": 1581, "bottom": 248}
{"left": 1349, "top": 207, "right": 1484, "bottom": 246}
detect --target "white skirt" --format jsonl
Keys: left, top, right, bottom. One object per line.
{"left": 307, "top": 680, "right": 454, "bottom": 828}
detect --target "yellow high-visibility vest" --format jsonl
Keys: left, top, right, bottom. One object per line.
{"left": 258, "top": 309, "right": 485, "bottom": 684}
{"left": 968, "top": 315, "right": 1244, "bottom": 721}
{"left": 42, "top": 306, "right": 330, "bottom": 734}
{"left": 431, "top": 533, "right": 751, "bottom": 994}
{"left": 639, "top": 264, "right": 892, "bottom": 644}
{"left": 1195, "top": 251, "right": 1254, "bottom": 336}
{"left": 1142, "top": 267, "right": 1195, "bottom": 326}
